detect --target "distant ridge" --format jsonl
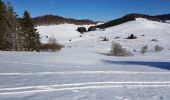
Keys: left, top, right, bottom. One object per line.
{"left": 32, "top": 15, "right": 96, "bottom": 25}
{"left": 95, "top": 13, "right": 170, "bottom": 29}
{"left": 154, "top": 14, "right": 170, "bottom": 21}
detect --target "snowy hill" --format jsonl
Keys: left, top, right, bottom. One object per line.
{"left": 92, "top": 18, "right": 170, "bottom": 40}
{"left": 37, "top": 18, "right": 170, "bottom": 49}
{"left": 95, "top": 13, "right": 170, "bottom": 29}
{"left": 37, "top": 24, "right": 93, "bottom": 43}
{"left": 87, "top": 18, "right": 170, "bottom": 51}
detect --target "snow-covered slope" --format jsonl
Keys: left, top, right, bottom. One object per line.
{"left": 89, "top": 18, "right": 170, "bottom": 36}
{"left": 37, "top": 18, "right": 170, "bottom": 51}
{"left": 37, "top": 24, "right": 92, "bottom": 43}
{"left": 37, "top": 18, "right": 170, "bottom": 46}
{"left": 85, "top": 18, "right": 170, "bottom": 50}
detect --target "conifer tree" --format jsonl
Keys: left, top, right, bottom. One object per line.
{"left": 21, "top": 11, "right": 40, "bottom": 51}
{"left": 0, "top": 0, "right": 5, "bottom": 50}
{"left": 0, "top": 1, "right": 20, "bottom": 50}
{"left": 6, "top": 2, "right": 20, "bottom": 50}
{"left": 0, "top": 1, "right": 40, "bottom": 51}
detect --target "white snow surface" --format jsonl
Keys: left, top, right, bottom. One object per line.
{"left": 1, "top": 18, "right": 170, "bottom": 100}
{"left": 37, "top": 24, "right": 92, "bottom": 43}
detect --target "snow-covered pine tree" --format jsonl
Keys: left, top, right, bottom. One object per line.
{"left": 21, "top": 11, "right": 40, "bottom": 51}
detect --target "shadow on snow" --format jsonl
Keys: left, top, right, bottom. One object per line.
{"left": 102, "top": 60, "right": 170, "bottom": 70}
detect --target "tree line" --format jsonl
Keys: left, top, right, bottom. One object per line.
{"left": 33, "top": 15, "right": 96, "bottom": 26}
{"left": 0, "top": 0, "right": 40, "bottom": 51}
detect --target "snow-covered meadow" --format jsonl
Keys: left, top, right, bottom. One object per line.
{"left": 0, "top": 18, "right": 170, "bottom": 100}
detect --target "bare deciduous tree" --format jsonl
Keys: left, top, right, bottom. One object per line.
{"left": 155, "top": 45, "right": 164, "bottom": 52}
{"left": 48, "top": 37, "right": 57, "bottom": 44}
{"left": 110, "top": 43, "right": 133, "bottom": 56}
{"left": 140, "top": 45, "right": 148, "bottom": 55}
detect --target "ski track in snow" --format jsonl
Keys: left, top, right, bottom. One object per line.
{"left": 1, "top": 81, "right": 170, "bottom": 96}
{"left": 0, "top": 60, "right": 56, "bottom": 67}
{"left": 1, "top": 71, "right": 170, "bottom": 76}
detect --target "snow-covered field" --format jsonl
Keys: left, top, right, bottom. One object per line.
{"left": 0, "top": 18, "right": 170, "bottom": 100}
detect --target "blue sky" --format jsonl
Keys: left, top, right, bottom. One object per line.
{"left": 4, "top": 0, "right": 170, "bottom": 21}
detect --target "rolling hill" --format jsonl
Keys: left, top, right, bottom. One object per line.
{"left": 95, "top": 13, "right": 170, "bottom": 29}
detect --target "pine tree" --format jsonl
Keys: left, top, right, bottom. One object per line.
{"left": 0, "top": 0, "right": 5, "bottom": 50}
{"left": 6, "top": 2, "right": 20, "bottom": 51}
{"left": 0, "top": 1, "right": 40, "bottom": 51}
{"left": 2, "top": 2, "right": 15, "bottom": 50}
{"left": 21, "top": 11, "right": 40, "bottom": 51}
{"left": 0, "top": 1, "right": 21, "bottom": 51}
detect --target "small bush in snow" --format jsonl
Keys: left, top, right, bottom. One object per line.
{"left": 151, "top": 39, "right": 159, "bottom": 42}
{"left": 155, "top": 45, "right": 164, "bottom": 52}
{"left": 101, "top": 37, "right": 109, "bottom": 41}
{"left": 140, "top": 45, "right": 148, "bottom": 54}
{"left": 127, "top": 34, "right": 137, "bottom": 39}
{"left": 40, "top": 43, "right": 64, "bottom": 52}
{"left": 110, "top": 43, "right": 133, "bottom": 56}
{"left": 114, "top": 36, "right": 121, "bottom": 39}
{"left": 48, "top": 37, "right": 57, "bottom": 44}
{"left": 102, "top": 28, "right": 106, "bottom": 31}
{"left": 88, "top": 26, "right": 96, "bottom": 31}
{"left": 45, "top": 36, "right": 49, "bottom": 38}
{"left": 77, "top": 27, "right": 86, "bottom": 34}
{"left": 133, "top": 49, "right": 137, "bottom": 52}
{"left": 40, "top": 38, "right": 64, "bottom": 52}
